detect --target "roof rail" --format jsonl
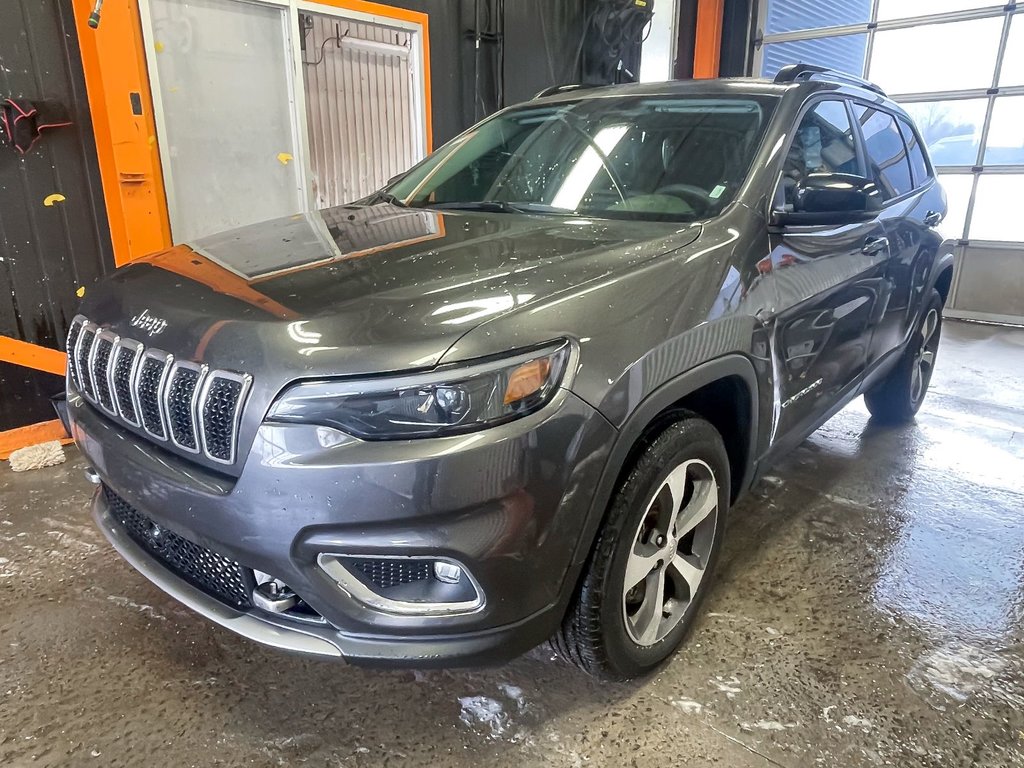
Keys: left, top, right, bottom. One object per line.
{"left": 773, "top": 64, "right": 886, "bottom": 96}
{"left": 533, "top": 83, "right": 597, "bottom": 99}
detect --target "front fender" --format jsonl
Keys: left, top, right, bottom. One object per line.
{"left": 565, "top": 353, "right": 762, "bottom": 580}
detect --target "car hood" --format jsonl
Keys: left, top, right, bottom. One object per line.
{"left": 81, "top": 204, "right": 700, "bottom": 379}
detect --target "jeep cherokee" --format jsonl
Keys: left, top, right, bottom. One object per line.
{"left": 68, "top": 65, "right": 953, "bottom": 679}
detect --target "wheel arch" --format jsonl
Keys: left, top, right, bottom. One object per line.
{"left": 568, "top": 354, "right": 761, "bottom": 576}
{"left": 930, "top": 249, "right": 955, "bottom": 306}
{"left": 934, "top": 263, "right": 954, "bottom": 305}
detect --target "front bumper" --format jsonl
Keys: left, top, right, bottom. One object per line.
{"left": 73, "top": 387, "right": 615, "bottom": 666}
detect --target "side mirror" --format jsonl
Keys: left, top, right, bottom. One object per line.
{"left": 771, "top": 173, "right": 883, "bottom": 227}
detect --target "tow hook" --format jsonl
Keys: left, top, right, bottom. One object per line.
{"left": 252, "top": 580, "right": 298, "bottom": 613}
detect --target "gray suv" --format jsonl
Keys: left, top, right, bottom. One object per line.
{"left": 68, "top": 66, "right": 953, "bottom": 680}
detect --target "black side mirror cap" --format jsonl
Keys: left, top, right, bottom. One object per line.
{"left": 770, "top": 208, "right": 877, "bottom": 228}
{"left": 772, "top": 173, "right": 882, "bottom": 229}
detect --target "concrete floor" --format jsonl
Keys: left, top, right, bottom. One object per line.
{"left": 2, "top": 319, "right": 1023, "bottom": 767}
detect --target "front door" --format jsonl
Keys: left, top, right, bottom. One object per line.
{"left": 763, "top": 98, "right": 892, "bottom": 446}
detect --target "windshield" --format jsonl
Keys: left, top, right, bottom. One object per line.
{"left": 384, "top": 95, "right": 774, "bottom": 222}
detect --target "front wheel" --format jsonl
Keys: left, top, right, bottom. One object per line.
{"left": 553, "top": 415, "right": 730, "bottom": 680}
{"left": 864, "top": 289, "right": 943, "bottom": 423}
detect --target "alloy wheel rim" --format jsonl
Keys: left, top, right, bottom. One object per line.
{"left": 622, "top": 458, "right": 719, "bottom": 646}
{"left": 911, "top": 308, "right": 940, "bottom": 404}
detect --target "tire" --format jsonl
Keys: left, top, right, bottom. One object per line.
{"left": 554, "top": 414, "right": 730, "bottom": 680}
{"left": 864, "top": 289, "right": 943, "bottom": 424}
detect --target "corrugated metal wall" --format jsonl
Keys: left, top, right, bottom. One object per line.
{"left": 302, "top": 13, "right": 421, "bottom": 208}
{"left": 0, "top": 0, "right": 114, "bottom": 430}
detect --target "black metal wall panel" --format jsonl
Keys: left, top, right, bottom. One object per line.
{"left": 383, "top": 0, "right": 468, "bottom": 145}
{"left": 720, "top": 0, "right": 752, "bottom": 77}
{"left": 0, "top": 0, "right": 114, "bottom": 429}
{"left": 501, "top": 0, "right": 587, "bottom": 105}
{"left": 383, "top": 0, "right": 590, "bottom": 144}
{"left": 674, "top": 0, "right": 699, "bottom": 79}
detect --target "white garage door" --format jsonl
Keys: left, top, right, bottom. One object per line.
{"left": 754, "top": 1, "right": 1024, "bottom": 325}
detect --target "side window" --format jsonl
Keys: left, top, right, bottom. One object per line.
{"left": 897, "top": 117, "right": 931, "bottom": 187}
{"left": 853, "top": 105, "right": 914, "bottom": 200}
{"left": 777, "top": 99, "right": 860, "bottom": 209}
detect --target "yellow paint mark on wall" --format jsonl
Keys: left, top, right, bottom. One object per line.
{"left": 76, "top": 286, "right": 86, "bottom": 298}
{"left": 277, "top": 152, "right": 293, "bottom": 165}
{"left": 154, "top": 41, "right": 165, "bottom": 53}
{"left": 43, "top": 194, "right": 66, "bottom": 207}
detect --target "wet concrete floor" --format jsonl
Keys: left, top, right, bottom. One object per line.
{"left": 1, "top": 319, "right": 1022, "bottom": 767}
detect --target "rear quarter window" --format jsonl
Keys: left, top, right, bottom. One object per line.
{"left": 897, "top": 117, "right": 932, "bottom": 187}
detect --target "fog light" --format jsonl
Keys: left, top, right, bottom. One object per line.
{"left": 433, "top": 561, "right": 462, "bottom": 584}
{"left": 317, "top": 554, "right": 483, "bottom": 616}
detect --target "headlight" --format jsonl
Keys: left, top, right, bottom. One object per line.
{"left": 267, "top": 341, "right": 571, "bottom": 439}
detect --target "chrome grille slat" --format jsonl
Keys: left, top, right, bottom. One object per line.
{"left": 111, "top": 338, "right": 144, "bottom": 426}
{"left": 137, "top": 350, "right": 173, "bottom": 441}
{"left": 66, "top": 316, "right": 85, "bottom": 391}
{"left": 76, "top": 323, "right": 98, "bottom": 401}
{"left": 92, "top": 330, "right": 119, "bottom": 414}
{"left": 166, "top": 361, "right": 207, "bottom": 453}
{"left": 198, "top": 371, "right": 251, "bottom": 465}
{"left": 66, "top": 317, "right": 251, "bottom": 465}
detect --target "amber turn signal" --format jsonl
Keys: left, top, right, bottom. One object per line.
{"left": 503, "top": 358, "right": 552, "bottom": 405}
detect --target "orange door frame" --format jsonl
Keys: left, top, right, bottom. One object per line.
{"left": 72, "top": 0, "right": 172, "bottom": 267}
{"left": 693, "top": 0, "right": 725, "bottom": 79}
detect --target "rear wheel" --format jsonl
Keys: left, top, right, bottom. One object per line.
{"left": 554, "top": 415, "right": 729, "bottom": 680}
{"left": 864, "top": 289, "right": 943, "bottom": 423}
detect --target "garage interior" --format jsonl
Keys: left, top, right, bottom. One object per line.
{"left": 1, "top": 0, "right": 1022, "bottom": 766}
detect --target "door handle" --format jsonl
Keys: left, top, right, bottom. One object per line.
{"left": 924, "top": 210, "right": 942, "bottom": 227}
{"left": 862, "top": 236, "right": 889, "bottom": 255}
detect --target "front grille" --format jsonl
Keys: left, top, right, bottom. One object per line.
{"left": 351, "top": 559, "right": 432, "bottom": 591}
{"left": 103, "top": 485, "right": 251, "bottom": 610}
{"left": 67, "top": 315, "right": 251, "bottom": 465}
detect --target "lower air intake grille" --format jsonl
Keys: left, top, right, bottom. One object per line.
{"left": 103, "top": 485, "right": 251, "bottom": 610}
{"left": 350, "top": 559, "right": 432, "bottom": 591}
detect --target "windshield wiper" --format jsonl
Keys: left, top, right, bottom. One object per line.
{"left": 362, "top": 190, "right": 407, "bottom": 207}
{"left": 422, "top": 201, "right": 569, "bottom": 215}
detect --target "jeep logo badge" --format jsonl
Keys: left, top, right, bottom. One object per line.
{"left": 130, "top": 308, "right": 168, "bottom": 337}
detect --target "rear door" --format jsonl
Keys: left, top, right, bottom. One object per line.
{"left": 765, "top": 98, "right": 893, "bottom": 444}
{"left": 850, "top": 103, "right": 946, "bottom": 367}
